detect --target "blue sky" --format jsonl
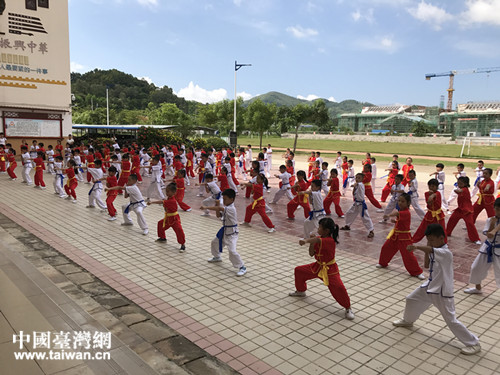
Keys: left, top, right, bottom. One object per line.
{"left": 69, "top": 0, "right": 500, "bottom": 107}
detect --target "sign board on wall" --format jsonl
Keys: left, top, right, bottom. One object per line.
{"left": 0, "top": 0, "right": 71, "bottom": 111}
{"left": 5, "top": 117, "right": 61, "bottom": 137}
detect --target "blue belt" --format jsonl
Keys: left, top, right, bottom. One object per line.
{"left": 239, "top": 161, "right": 243, "bottom": 167}
{"left": 57, "top": 173, "right": 64, "bottom": 187}
{"left": 485, "top": 240, "right": 500, "bottom": 263}
{"left": 343, "top": 177, "right": 353, "bottom": 188}
{"left": 213, "top": 192, "right": 221, "bottom": 200}
{"left": 474, "top": 177, "right": 480, "bottom": 186}
{"left": 308, "top": 209, "right": 325, "bottom": 220}
{"left": 216, "top": 224, "right": 238, "bottom": 252}
{"left": 454, "top": 182, "right": 458, "bottom": 188}
{"left": 355, "top": 200, "right": 368, "bottom": 217}
{"left": 124, "top": 200, "right": 144, "bottom": 214}
{"left": 408, "top": 190, "right": 413, "bottom": 196}
{"left": 88, "top": 181, "right": 102, "bottom": 196}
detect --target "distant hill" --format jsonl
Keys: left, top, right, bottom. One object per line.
{"left": 244, "top": 91, "right": 373, "bottom": 116}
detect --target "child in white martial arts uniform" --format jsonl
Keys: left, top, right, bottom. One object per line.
{"left": 379, "top": 174, "right": 405, "bottom": 222}
{"left": 447, "top": 163, "right": 467, "bottom": 210}
{"left": 471, "top": 160, "right": 485, "bottom": 198}
{"left": 52, "top": 155, "right": 66, "bottom": 198}
{"left": 464, "top": 198, "right": 500, "bottom": 295}
{"left": 370, "top": 157, "right": 378, "bottom": 193}
{"left": 145, "top": 156, "right": 165, "bottom": 201}
{"left": 266, "top": 144, "right": 273, "bottom": 175}
{"left": 271, "top": 165, "right": 294, "bottom": 204}
{"left": 140, "top": 150, "right": 151, "bottom": 177}
{"left": 334, "top": 151, "right": 342, "bottom": 172}
{"left": 301, "top": 180, "right": 326, "bottom": 239}
{"left": 341, "top": 173, "right": 375, "bottom": 238}
{"left": 223, "top": 157, "right": 238, "bottom": 192}
{"left": 320, "top": 162, "right": 329, "bottom": 196}
{"left": 21, "top": 145, "right": 33, "bottom": 185}
{"left": 199, "top": 173, "right": 222, "bottom": 216}
{"left": 46, "top": 145, "right": 55, "bottom": 174}
{"left": 106, "top": 174, "right": 149, "bottom": 235}
{"left": 237, "top": 148, "right": 247, "bottom": 180}
{"left": 406, "top": 170, "right": 425, "bottom": 219}
{"left": 203, "top": 189, "right": 247, "bottom": 277}
{"left": 430, "top": 163, "right": 448, "bottom": 211}
{"left": 393, "top": 223, "right": 481, "bottom": 356}
{"left": 245, "top": 145, "right": 253, "bottom": 170}
{"left": 197, "top": 154, "right": 214, "bottom": 197}
{"left": 86, "top": 159, "right": 108, "bottom": 210}
{"left": 342, "top": 159, "right": 355, "bottom": 196}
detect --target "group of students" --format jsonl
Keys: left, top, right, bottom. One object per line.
{"left": 2, "top": 135, "right": 499, "bottom": 357}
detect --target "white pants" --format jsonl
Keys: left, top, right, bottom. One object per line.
{"left": 237, "top": 164, "right": 247, "bottom": 180}
{"left": 345, "top": 203, "right": 374, "bottom": 231}
{"left": 47, "top": 163, "right": 55, "bottom": 174}
{"left": 122, "top": 204, "right": 148, "bottom": 230}
{"left": 411, "top": 195, "right": 426, "bottom": 220}
{"left": 372, "top": 178, "right": 377, "bottom": 193}
{"left": 147, "top": 181, "right": 165, "bottom": 200}
{"left": 403, "top": 287, "right": 479, "bottom": 346}
{"left": 471, "top": 182, "right": 481, "bottom": 198}
{"left": 267, "top": 156, "right": 272, "bottom": 174}
{"left": 185, "top": 174, "right": 190, "bottom": 186}
{"left": 321, "top": 183, "right": 329, "bottom": 196}
{"left": 203, "top": 197, "right": 221, "bottom": 215}
{"left": 76, "top": 166, "right": 84, "bottom": 181}
{"left": 22, "top": 166, "right": 32, "bottom": 184}
{"left": 384, "top": 198, "right": 398, "bottom": 215}
{"left": 469, "top": 252, "right": 500, "bottom": 288}
{"left": 141, "top": 162, "right": 150, "bottom": 176}
{"left": 53, "top": 175, "right": 65, "bottom": 196}
{"left": 447, "top": 190, "right": 458, "bottom": 207}
{"left": 227, "top": 175, "right": 237, "bottom": 191}
{"left": 304, "top": 215, "right": 325, "bottom": 239}
{"left": 439, "top": 186, "right": 448, "bottom": 210}
{"left": 211, "top": 234, "right": 243, "bottom": 268}
{"left": 89, "top": 186, "right": 107, "bottom": 209}
{"left": 272, "top": 188, "right": 293, "bottom": 203}
{"left": 245, "top": 159, "right": 252, "bottom": 170}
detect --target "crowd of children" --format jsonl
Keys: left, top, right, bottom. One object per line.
{"left": 3, "top": 132, "right": 500, "bottom": 356}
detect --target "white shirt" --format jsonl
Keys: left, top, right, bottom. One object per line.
{"left": 258, "top": 160, "right": 265, "bottom": 174}
{"left": 316, "top": 157, "right": 323, "bottom": 166}
{"left": 408, "top": 178, "right": 419, "bottom": 197}
{"left": 0, "top": 137, "right": 6, "bottom": 145}
{"left": 207, "top": 181, "right": 221, "bottom": 199}
{"left": 73, "top": 155, "right": 82, "bottom": 166}
{"left": 112, "top": 143, "right": 120, "bottom": 150}
{"left": 390, "top": 183, "right": 404, "bottom": 201}
{"left": 115, "top": 153, "right": 122, "bottom": 162}
{"left": 371, "top": 163, "right": 377, "bottom": 178}
{"left": 479, "top": 217, "right": 500, "bottom": 256}
{"left": 88, "top": 168, "right": 104, "bottom": 185}
{"left": 204, "top": 161, "right": 214, "bottom": 175}
{"left": 180, "top": 153, "right": 187, "bottom": 165}
{"left": 279, "top": 172, "right": 291, "bottom": 189}
{"left": 320, "top": 169, "right": 329, "bottom": 184}
{"left": 54, "top": 161, "right": 64, "bottom": 174}
{"left": 125, "top": 184, "right": 146, "bottom": 205}
{"left": 246, "top": 149, "right": 253, "bottom": 161}
{"left": 348, "top": 166, "right": 355, "bottom": 179}
{"left": 22, "top": 152, "right": 32, "bottom": 167}
{"left": 46, "top": 149, "right": 55, "bottom": 161}
{"left": 267, "top": 148, "right": 273, "bottom": 157}
{"left": 151, "top": 164, "right": 162, "bottom": 182}
{"left": 335, "top": 157, "right": 342, "bottom": 170}
{"left": 353, "top": 182, "right": 365, "bottom": 202}
{"left": 30, "top": 145, "right": 39, "bottom": 158}
{"left": 222, "top": 203, "right": 239, "bottom": 236}
{"left": 309, "top": 190, "right": 325, "bottom": 218}
{"left": 420, "top": 244, "right": 454, "bottom": 297}
{"left": 436, "top": 170, "right": 445, "bottom": 186}
{"left": 112, "top": 162, "right": 121, "bottom": 173}
{"left": 223, "top": 162, "right": 232, "bottom": 176}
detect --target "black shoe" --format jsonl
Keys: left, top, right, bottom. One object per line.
{"left": 155, "top": 238, "right": 167, "bottom": 242}
{"left": 179, "top": 244, "right": 186, "bottom": 252}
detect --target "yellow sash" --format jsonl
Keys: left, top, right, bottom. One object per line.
{"left": 163, "top": 211, "right": 179, "bottom": 225}
{"left": 302, "top": 193, "right": 309, "bottom": 203}
{"left": 327, "top": 190, "right": 340, "bottom": 197}
{"left": 123, "top": 169, "right": 131, "bottom": 173}
{"left": 187, "top": 160, "right": 192, "bottom": 167}
{"left": 317, "top": 259, "right": 337, "bottom": 286}
{"left": 386, "top": 229, "right": 411, "bottom": 240}
{"left": 363, "top": 182, "right": 371, "bottom": 186}
{"left": 66, "top": 176, "right": 76, "bottom": 187}
{"left": 252, "top": 196, "right": 264, "bottom": 209}
{"left": 430, "top": 208, "right": 442, "bottom": 219}
{"left": 477, "top": 193, "right": 494, "bottom": 205}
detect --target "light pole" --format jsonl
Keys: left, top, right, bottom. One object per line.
{"left": 234, "top": 60, "right": 252, "bottom": 133}
{"left": 106, "top": 86, "right": 110, "bottom": 126}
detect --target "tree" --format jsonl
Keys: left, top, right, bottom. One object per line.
{"left": 311, "top": 99, "right": 330, "bottom": 131}
{"left": 244, "top": 99, "right": 275, "bottom": 149}
{"left": 292, "top": 104, "right": 312, "bottom": 153}
{"left": 148, "top": 103, "right": 185, "bottom": 125}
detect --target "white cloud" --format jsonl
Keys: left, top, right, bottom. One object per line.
{"left": 328, "top": 96, "right": 337, "bottom": 102}
{"left": 278, "top": 42, "right": 286, "bottom": 49}
{"left": 237, "top": 91, "right": 254, "bottom": 101}
{"left": 351, "top": 8, "right": 374, "bottom": 23}
{"left": 317, "top": 47, "right": 326, "bottom": 53}
{"left": 408, "top": 1, "right": 452, "bottom": 30}
{"left": 176, "top": 82, "right": 227, "bottom": 104}
{"left": 297, "top": 94, "right": 320, "bottom": 101}
{"left": 137, "top": 0, "right": 158, "bottom": 6}
{"left": 355, "top": 35, "right": 399, "bottom": 53}
{"left": 70, "top": 61, "right": 88, "bottom": 73}
{"left": 453, "top": 39, "right": 500, "bottom": 57}
{"left": 140, "top": 76, "right": 153, "bottom": 84}
{"left": 461, "top": 0, "right": 500, "bottom": 26}
{"left": 233, "top": 0, "right": 243, "bottom": 5}
{"left": 286, "top": 25, "right": 318, "bottom": 39}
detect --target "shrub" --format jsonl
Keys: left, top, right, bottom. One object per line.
{"left": 190, "top": 138, "right": 208, "bottom": 149}
{"left": 205, "top": 137, "right": 229, "bottom": 150}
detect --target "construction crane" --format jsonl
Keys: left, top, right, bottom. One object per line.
{"left": 425, "top": 67, "right": 500, "bottom": 111}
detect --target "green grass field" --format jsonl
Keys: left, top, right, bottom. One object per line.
{"left": 237, "top": 136, "right": 500, "bottom": 160}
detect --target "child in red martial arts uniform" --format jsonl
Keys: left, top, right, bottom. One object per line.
{"left": 362, "top": 164, "right": 382, "bottom": 209}
{"left": 33, "top": 151, "right": 46, "bottom": 189}
{"left": 148, "top": 182, "right": 186, "bottom": 252}
{"left": 117, "top": 153, "right": 131, "bottom": 195}
{"left": 105, "top": 166, "right": 119, "bottom": 221}
{"left": 472, "top": 168, "right": 495, "bottom": 223}
{"left": 377, "top": 193, "right": 425, "bottom": 279}
{"left": 446, "top": 176, "right": 481, "bottom": 244}
{"left": 323, "top": 169, "right": 344, "bottom": 217}
{"left": 217, "top": 166, "right": 231, "bottom": 192}
{"left": 173, "top": 169, "right": 192, "bottom": 212}
{"left": 64, "top": 159, "right": 79, "bottom": 203}
{"left": 287, "top": 170, "right": 311, "bottom": 220}
{"left": 412, "top": 179, "right": 446, "bottom": 244}
{"left": 241, "top": 173, "right": 276, "bottom": 233}
{"left": 401, "top": 157, "right": 414, "bottom": 186}
{"left": 289, "top": 217, "right": 355, "bottom": 320}
{"left": 381, "top": 161, "right": 399, "bottom": 202}
{"left": 6, "top": 148, "right": 17, "bottom": 180}
{"left": 307, "top": 151, "right": 316, "bottom": 177}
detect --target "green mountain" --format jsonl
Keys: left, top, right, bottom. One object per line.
{"left": 244, "top": 91, "right": 373, "bottom": 116}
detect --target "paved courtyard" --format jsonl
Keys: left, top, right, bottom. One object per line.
{"left": 1, "top": 157, "right": 500, "bottom": 375}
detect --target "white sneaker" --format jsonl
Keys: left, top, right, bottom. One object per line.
{"left": 71, "top": 199, "right": 78, "bottom": 204}
{"left": 121, "top": 222, "right": 133, "bottom": 226}
{"left": 107, "top": 216, "right": 117, "bottom": 221}
{"left": 208, "top": 257, "right": 222, "bottom": 263}
{"left": 339, "top": 215, "right": 345, "bottom": 218}
{"left": 59, "top": 195, "right": 68, "bottom": 199}
{"left": 240, "top": 222, "right": 251, "bottom": 227}
{"left": 186, "top": 208, "right": 192, "bottom": 212}
{"left": 200, "top": 213, "right": 210, "bottom": 217}
{"left": 40, "top": 186, "right": 46, "bottom": 190}
{"left": 379, "top": 220, "right": 387, "bottom": 224}
{"left": 179, "top": 244, "right": 185, "bottom": 253}
{"left": 142, "top": 229, "right": 149, "bottom": 235}
{"left": 236, "top": 266, "right": 247, "bottom": 276}
{"left": 289, "top": 291, "right": 306, "bottom": 297}
{"left": 464, "top": 287, "right": 482, "bottom": 294}
{"left": 100, "top": 209, "right": 108, "bottom": 213}
{"left": 345, "top": 309, "right": 355, "bottom": 320}
{"left": 196, "top": 193, "right": 204, "bottom": 197}
{"left": 65, "top": 195, "right": 72, "bottom": 200}
{"left": 392, "top": 319, "right": 413, "bottom": 327}
{"left": 86, "top": 205, "right": 95, "bottom": 208}
{"left": 416, "top": 274, "right": 426, "bottom": 280}
{"left": 376, "top": 209, "right": 384, "bottom": 213}
{"left": 268, "top": 227, "right": 276, "bottom": 233}
{"left": 461, "top": 344, "right": 481, "bottom": 355}
{"left": 474, "top": 240, "right": 482, "bottom": 245}
{"left": 375, "top": 264, "right": 384, "bottom": 268}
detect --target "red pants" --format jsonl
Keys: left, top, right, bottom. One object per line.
{"left": 87, "top": 171, "right": 92, "bottom": 183}
{"left": 379, "top": 238, "right": 422, "bottom": 276}
{"left": 7, "top": 162, "right": 17, "bottom": 179}
{"left": 106, "top": 194, "right": 117, "bottom": 217}
{"left": 34, "top": 170, "right": 46, "bottom": 187}
{"left": 157, "top": 218, "right": 185, "bottom": 244}
{"left": 245, "top": 202, "right": 274, "bottom": 228}
{"left": 447, "top": 210, "right": 480, "bottom": 242}
{"left": 380, "top": 184, "right": 391, "bottom": 202}
{"left": 412, "top": 218, "right": 446, "bottom": 243}
{"left": 117, "top": 173, "right": 129, "bottom": 194}
{"left": 245, "top": 185, "right": 252, "bottom": 198}
{"left": 0, "top": 160, "right": 5, "bottom": 172}
{"left": 176, "top": 190, "right": 191, "bottom": 211}
{"left": 324, "top": 193, "right": 343, "bottom": 217}
{"left": 287, "top": 198, "right": 310, "bottom": 219}
{"left": 132, "top": 166, "right": 142, "bottom": 182}
{"left": 231, "top": 173, "right": 240, "bottom": 186}
{"left": 186, "top": 165, "right": 195, "bottom": 178}
{"left": 64, "top": 181, "right": 77, "bottom": 199}
{"left": 294, "top": 264, "right": 350, "bottom": 309}
{"left": 472, "top": 202, "right": 495, "bottom": 223}
{"left": 365, "top": 188, "right": 382, "bottom": 209}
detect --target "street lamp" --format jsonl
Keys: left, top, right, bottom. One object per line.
{"left": 234, "top": 60, "right": 252, "bottom": 135}
{"left": 106, "top": 85, "right": 110, "bottom": 126}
